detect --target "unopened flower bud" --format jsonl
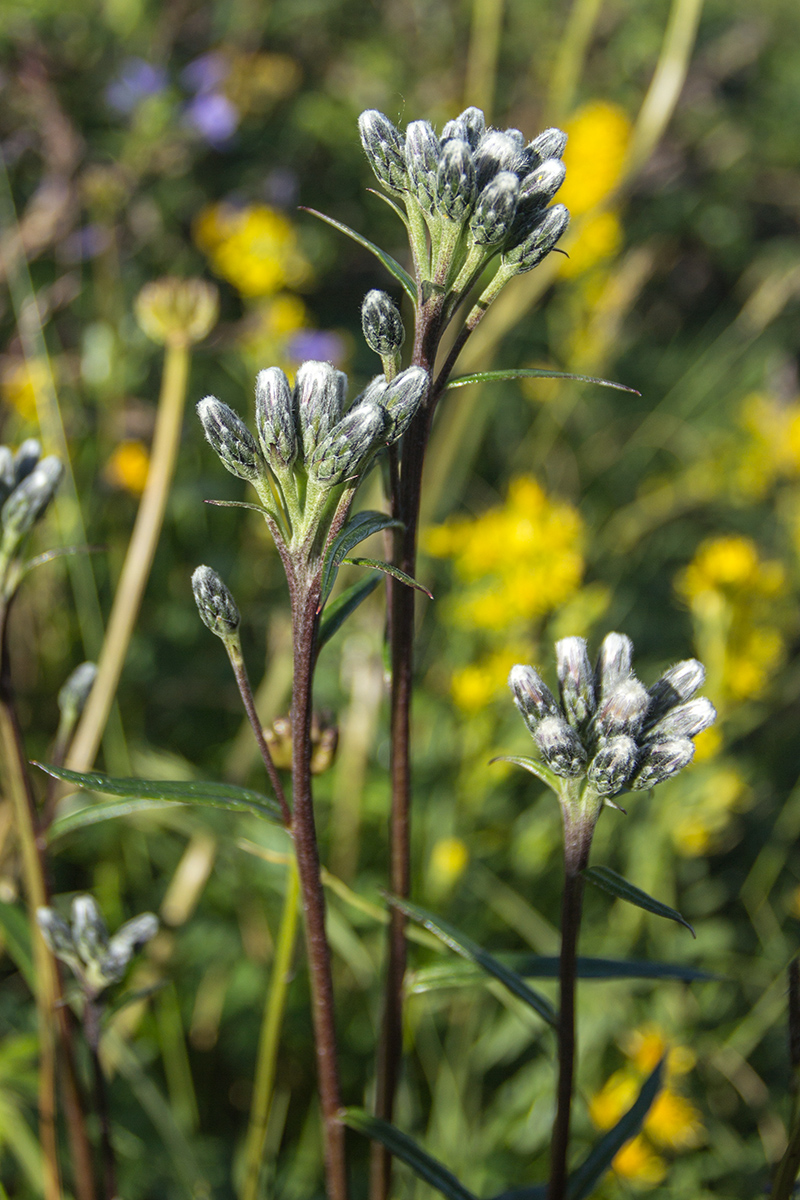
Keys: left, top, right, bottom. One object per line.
{"left": 442, "top": 106, "right": 485, "bottom": 150}
{"left": 197, "top": 397, "right": 263, "bottom": 483}
{"left": 471, "top": 171, "right": 520, "bottom": 246}
{"left": 631, "top": 738, "right": 695, "bottom": 790}
{"left": 508, "top": 664, "right": 560, "bottom": 733}
{"left": 595, "top": 632, "right": 634, "bottom": 699}
{"left": 255, "top": 367, "right": 297, "bottom": 470}
{"left": 71, "top": 895, "right": 109, "bottom": 969}
{"left": 644, "top": 697, "right": 716, "bottom": 743}
{"left": 528, "top": 127, "right": 568, "bottom": 165}
{"left": 535, "top": 714, "right": 587, "bottom": 778}
{"left": 101, "top": 913, "right": 159, "bottom": 983}
{"left": 435, "top": 139, "right": 477, "bottom": 222}
{"left": 13, "top": 439, "right": 42, "bottom": 485}
{"left": 309, "top": 403, "right": 387, "bottom": 485}
{"left": 358, "top": 110, "right": 407, "bottom": 195}
{"left": 502, "top": 203, "right": 570, "bottom": 273}
{"left": 0, "top": 447, "right": 14, "bottom": 506}
{"left": 556, "top": 637, "right": 595, "bottom": 729}
{"left": 192, "top": 565, "right": 241, "bottom": 640}
{"left": 361, "top": 290, "right": 406, "bottom": 357}
{"left": 587, "top": 735, "right": 637, "bottom": 796}
{"left": 135, "top": 277, "right": 219, "bottom": 346}
{"left": 405, "top": 120, "right": 441, "bottom": 212}
{"left": 37, "top": 909, "right": 80, "bottom": 969}
{"left": 510, "top": 160, "right": 567, "bottom": 243}
{"left": 294, "top": 361, "right": 347, "bottom": 461}
{"left": 645, "top": 659, "right": 706, "bottom": 726}
{"left": 1, "top": 456, "right": 64, "bottom": 550}
{"left": 474, "top": 129, "right": 526, "bottom": 189}
{"left": 381, "top": 366, "right": 429, "bottom": 440}
{"left": 594, "top": 678, "right": 650, "bottom": 740}
{"left": 58, "top": 662, "right": 98, "bottom": 723}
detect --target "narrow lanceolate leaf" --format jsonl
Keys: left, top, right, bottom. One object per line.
{"left": 490, "top": 754, "right": 561, "bottom": 794}
{"left": 389, "top": 896, "right": 557, "bottom": 1027}
{"left": 48, "top": 799, "right": 189, "bottom": 841}
{"left": 341, "top": 1109, "right": 478, "bottom": 1200}
{"left": 34, "top": 764, "right": 282, "bottom": 827}
{"left": 320, "top": 511, "right": 403, "bottom": 609}
{"left": 301, "top": 208, "right": 417, "bottom": 302}
{"left": 407, "top": 955, "right": 716, "bottom": 993}
{"left": 317, "top": 573, "right": 382, "bottom": 651}
{"left": 567, "top": 1058, "right": 664, "bottom": 1200}
{"left": 343, "top": 557, "right": 434, "bottom": 599}
{"left": 583, "top": 866, "right": 696, "bottom": 937}
{"left": 446, "top": 368, "right": 640, "bottom": 395}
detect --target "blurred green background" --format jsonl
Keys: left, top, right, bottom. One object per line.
{"left": 2, "top": 0, "right": 800, "bottom": 1195}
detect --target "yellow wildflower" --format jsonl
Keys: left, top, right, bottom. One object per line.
{"left": 1, "top": 358, "right": 49, "bottom": 424}
{"left": 559, "top": 211, "right": 622, "bottom": 279}
{"left": 588, "top": 1068, "right": 639, "bottom": 1129}
{"left": 194, "top": 203, "right": 311, "bottom": 298}
{"left": 622, "top": 1026, "right": 695, "bottom": 1077}
{"left": 428, "top": 837, "right": 469, "bottom": 891}
{"left": 612, "top": 1136, "right": 667, "bottom": 1187}
{"left": 645, "top": 1089, "right": 704, "bottom": 1151}
{"left": 667, "top": 763, "right": 749, "bottom": 856}
{"left": 451, "top": 645, "right": 532, "bottom": 713}
{"left": 105, "top": 441, "right": 150, "bottom": 495}
{"left": 560, "top": 102, "right": 632, "bottom": 216}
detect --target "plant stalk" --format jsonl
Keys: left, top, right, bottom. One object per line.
{"left": 227, "top": 640, "right": 292, "bottom": 826}
{"left": 66, "top": 338, "right": 191, "bottom": 773}
{"left": 83, "top": 997, "right": 116, "bottom": 1200}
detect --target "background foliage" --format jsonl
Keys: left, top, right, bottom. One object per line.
{"left": 1, "top": 0, "right": 800, "bottom": 1195}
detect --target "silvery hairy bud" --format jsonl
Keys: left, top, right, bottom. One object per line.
{"left": 197, "top": 397, "right": 263, "bottom": 483}
{"left": 1, "top": 456, "right": 64, "bottom": 549}
{"left": 644, "top": 697, "right": 716, "bottom": 743}
{"left": 535, "top": 715, "right": 588, "bottom": 778}
{"left": 645, "top": 659, "right": 706, "bottom": 726}
{"left": 503, "top": 203, "right": 570, "bottom": 274}
{"left": 294, "top": 361, "right": 347, "bottom": 462}
{"left": 255, "top": 367, "right": 297, "bottom": 470}
{"left": 441, "top": 106, "right": 485, "bottom": 150}
{"left": 631, "top": 738, "right": 695, "bottom": 790}
{"left": 470, "top": 172, "right": 520, "bottom": 246}
{"left": 58, "top": 662, "right": 97, "bottom": 723}
{"left": 405, "top": 120, "right": 441, "bottom": 212}
{"left": 0, "top": 448, "right": 14, "bottom": 507}
{"left": 595, "top": 632, "right": 633, "bottom": 699}
{"left": 508, "top": 664, "right": 560, "bottom": 733}
{"left": 192, "top": 565, "right": 241, "bottom": 640}
{"left": 101, "top": 913, "right": 159, "bottom": 983}
{"left": 587, "top": 735, "right": 638, "bottom": 796}
{"left": 473, "top": 129, "right": 526, "bottom": 189}
{"left": 435, "top": 139, "right": 477, "bottom": 222}
{"left": 593, "top": 678, "right": 650, "bottom": 740}
{"left": 556, "top": 637, "right": 595, "bottom": 729}
{"left": 381, "top": 366, "right": 429, "bottom": 440}
{"left": 37, "top": 909, "right": 80, "bottom": 970}
{"left": 528, "top": 127, "right": 568, "bottom": 165}
{"left": 510, "top": 160, "right": 567, "bottom": 243}
{"left": 361, "top": 290, "right": 406, "bottom": 356}
{"left": 14, "top": 438, "right": 42, "bottom": 485}
{"left": 309, "top": 403, "right": 386, "bottom": 486}
{"left": 72, "top": 895, "right": 109, "bottom": 969}
{"left": 358, "top": 110, "right": 407, "bottom": 195}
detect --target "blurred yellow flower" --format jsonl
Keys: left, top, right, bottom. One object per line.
{"left": 560, "top": 211, "right": 623, "bottom": 279}
{"left": 666, "top": 762, "right": 749, "bottom": 856}
{"left": 1, "top": 359, "right": 49, "bottom": 424}
{"left": 428, "top": 837, "right": 469, "bottom": 891}
{"left": 612, "top": 1135, "right": 667, "bottom": 1187}
{"left": 450, "top": 645, "right": 532, "bottom": 713}
{"left": 194, "top": 203, "right": 311, "bottom": 298}
{"left": 646, "top": 1088, "right": 704, "bottom": 1151}
{"left": 560, "top": 102, "right": 632, "bottom": 216}
{"left": 105, "top": 440, "right": 150, "bottom": 495}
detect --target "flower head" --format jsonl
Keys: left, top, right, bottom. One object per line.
{"left": 37, "top": 896, "right": 158, "bottom": 997}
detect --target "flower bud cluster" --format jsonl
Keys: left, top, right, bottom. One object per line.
{"left": 509, "top": 633, "right": 716, "bottom": 800}
{"left": 37, "top": 895, "right": 158, "bottom": 998}
{"left": 0, "top": 439, "right": 63, "bottom": 588}
{"left": 358, "top": 106, "right": 570, "bottom": 289}
{"left": 198, "top": 360, "right": 428, "bottom": 547}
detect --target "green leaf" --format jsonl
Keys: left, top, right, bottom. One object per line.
{"left": 320, "top": 510, "right": 403, "bottom": 609}
{"left": 317, "top": 573, "right": 382, "bottom": 650}
{"left": 407, "top": 955, "right": 715, "bottom": 993}
{"left": 48, "top": 798, "right": 188, "bottom": 840}
{"left": 567, "top": 1058, "right": 664, "bottom": 1200}
{"left": 341, "top": 1109, "right": 478, "bottom": 1200}
{"left": 301, "top": 208, "right": 417, "bottom": 302}
{"left": 34, "top": 765, "right": 283, "bottom": 836}
{"left": 446, "top": 368, "right": 640, "bottom": 396}
{"left": 583, "top": 866, "right": 696, "bottom": 937}
{"left": 490, "top": 755, "right": 561, "bottom": 793}
{"left": 389, "top": 896, "right": 557, "bottom": 1027}
{"left": 343, "top": 557, "right": 433, "bottom": 599}
{"left": 205, "top": 499, "right": 273, "bottom": 517}
{"left": 0, "top": 899, "right": 35, "bottom": 991}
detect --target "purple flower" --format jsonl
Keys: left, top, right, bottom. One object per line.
{"left": 185, "top": 93, "right": 239, "bottom": 146}
{"left": 106, "top": 59, "right": 167, "bottom": 114}
{"left": 288, "top": 331, "right": 347, "bottom": 366}
{"left": 58, "top": 225, "right": 112, "bottom": 264}
{"left": 181, "top": 53, "right": 229, "bottom": 95}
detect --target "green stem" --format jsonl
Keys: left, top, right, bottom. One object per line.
{"left": 241, "top": 856, "right": 300, "bottom": 1200}
{"left": 66, "top": 339, "right": 190, "bottom": 773}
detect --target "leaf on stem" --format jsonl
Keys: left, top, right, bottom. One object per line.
{"left": 407, "top": 955, "right": 716, "bottom": 993}
{"left": 34, "top": 764, "right": 283, "bottom": 837}
{"left": 341, "top": 1109, "right": 478, "bottom": 1200}
{"left": 583, "top": 865, "right": 696, "bottom": 937}
{"left": 317, "top": 573, "right": 382, "bottom": 650}
{"left": 446, "top": 368, "right": 641, "bottom": 396}
{"left": 301, "top": 208, "right": 417, "bottom": 301}
{"left": 319, "top": 510, "right": 403, "bottom": 609}
{"left": 490, "top": 754, "right": 561, "bottom": 793}
{"left": 389, "top": 896, "right": 557, "bottom": 1027}
{"left": 343, "top": 557, "right": 433, "bottom": 599}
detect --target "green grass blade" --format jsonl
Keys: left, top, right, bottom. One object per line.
{"left": 390, "top": 896, "right": 557, "bottom": 1027}
{"left": 301, "top": 208, "right": 417, "bottom": 301}
{"left": 445, "top": 368, "right": 640, "bottom": 395}
{"left": 408, "top": 955, "right": 716, "bottom": 993}
{"left": 341, "top": 1109, "right": 478, "bottom": 1200}
{"left": 318, "top": 573, "right": 381, "bottom": 650}
{"left": 583, "top": 866, "right": 696, "bottom": 937}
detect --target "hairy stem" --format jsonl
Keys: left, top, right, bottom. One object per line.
{"left": 67, "top": 338, "right": 191, "bottom": 773}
